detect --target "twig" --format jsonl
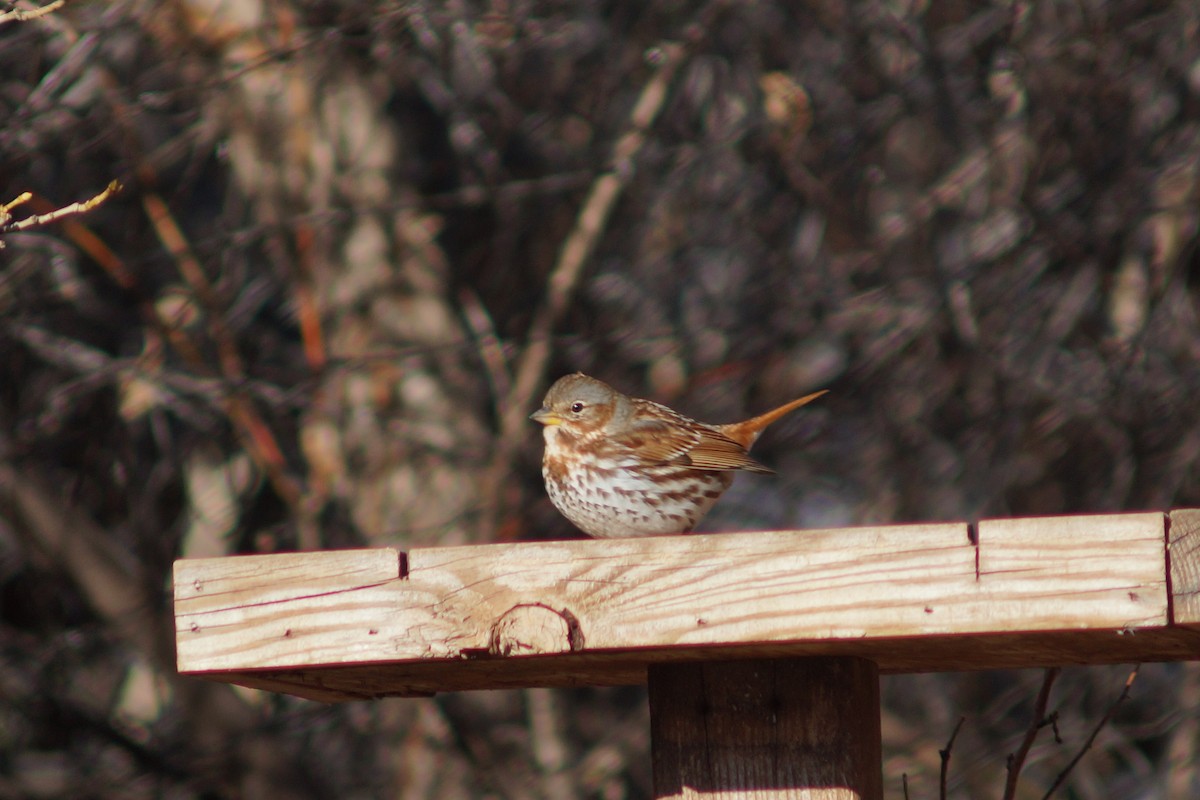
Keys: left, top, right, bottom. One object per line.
{"left": 939, "top": 715, "right": 966, "bottom": 800}
{"left": 459, "top": 287, "right": 512, "bottom": 406}
{"left": 901, "top": 773, "right": 909, "bottom": 800}
{"left": 138, "top": 179, "right": 305, "bottom": 511}
{"left": 292, "top": 223, "right": 327, "bottom": 371}
{"left": 1003, "top": 667, "right": 1061, "bottom": 800}
{"left": 0, "top": 181, "right": 121, "bottom": 244}
{"left": 1040, "top": 665, "right": 1140, "bottom": 799}
{"left": 0, "top": 0, "right": 64, "bottom": 24}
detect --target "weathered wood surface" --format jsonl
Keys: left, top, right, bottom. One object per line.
{"left": 174, "top": 511, "right": 1200, "bottom": 701}
{"left": 1171, "top": 509, "right": 1200, "bottom": 625}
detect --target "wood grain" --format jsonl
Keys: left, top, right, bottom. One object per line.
{"left": 650, "top": 658, "right": 881, "bottom": 799}
{"left": 976, "top": 512, "right": 1166, "bottom": 629}
{"left": 173, "top": 512, "right": 1200, "bottom": 700}
{"left": 1170, "top": 509, "right": 1200, "bottom": 625}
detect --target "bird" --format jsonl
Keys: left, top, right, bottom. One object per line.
{"left": 529, "top": 373, "right": 826, "bottom": 538}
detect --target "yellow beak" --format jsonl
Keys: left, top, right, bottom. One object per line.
{"left": 529, "top": 407, "right": 562, "bottom": 426}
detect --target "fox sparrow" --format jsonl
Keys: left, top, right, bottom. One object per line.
{"left": 530, "top": 373, "right": 826, "bottom": 538}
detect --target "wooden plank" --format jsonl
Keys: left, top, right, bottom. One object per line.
{"left": 650, "top": 657, "right": 881, "bottom": 800}
{"left": 184, "top": 627, "right": 1200, "bottom": 702}
{"left": 1170, "top": 509, "right": 1200, "bottom": 625}
{"left": 173, "top": 513, "right": 1200, "bottom": 699}
{"left": 976, "top": 512, "right": 1166, "bottom": 629}
{"left": 412, "top": 522, "right": 978, "bottom": 649}
{"left": 174, "top": 548, "right": 413, "bottom": 671}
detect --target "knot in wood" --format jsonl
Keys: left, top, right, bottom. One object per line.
{"left": 488, "top": 603, "right": 584, "bottom": 657}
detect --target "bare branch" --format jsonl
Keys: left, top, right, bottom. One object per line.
{"left": 0, "top": 181, "right": 121, "bottom": 244}
{"left": 939, "top": 715, "right": 966, "bottom": 800}
{"left": 460, "top": 286, "right": 512, "bottom": 407}
{"left": 0, "top": 191, "right": 32, "bottom": 218}
{"left": 479, "top": 40, "right": 688, "bottom": 536}
{"left": 1003, "top": 667, "right": 1061, "bottom": 800}
{"left": 1041, "top": 666, "right": 1141, "bottom": 799}
{"left": 0, "top": 0, "right": 64, "bottom": 24}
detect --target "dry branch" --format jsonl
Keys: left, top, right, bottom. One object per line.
{"left": 1040, "top": 666, "right": 1141, "bottom": 799}
{"left": 481, "top": 41, "right": 688, "bottom": 536}
{"left": 1003, "top": 668, "right": 1061, "bottom": 800}
{"left": 939, "top": 716, "right": 966, "bottom": 800}
{"left": 0, "top": 0, "right": 64, "bottom": 24}
{"left": 0, "top": 181, "right": 121, "bottom": 246}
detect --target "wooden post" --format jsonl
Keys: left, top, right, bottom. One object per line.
{"left": 650, "top": 658, "right": 881, "bottom": 800}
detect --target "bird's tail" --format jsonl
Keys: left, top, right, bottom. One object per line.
{"left": 718, "top": 390, "right": 828, "bottom": 449}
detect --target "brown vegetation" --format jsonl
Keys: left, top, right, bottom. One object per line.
{"left": 2, "top": 0, "right": 1199, "bottom": 797}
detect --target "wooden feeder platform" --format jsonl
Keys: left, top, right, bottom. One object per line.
{"left": 174, "top": 510, "right": 1200, "bottom": 799}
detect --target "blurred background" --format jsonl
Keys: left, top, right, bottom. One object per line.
{"left": 3, "top": 0, "right": 1200, "bottom": 797}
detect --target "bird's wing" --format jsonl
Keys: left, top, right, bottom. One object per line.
{"left": 609, "top": 415, "right": 700, "bottom": 463}
{"left": 614, "top": 403, "right": 772, "bottom": 473}
{"left": 684, "top": 427, "right": 773, "bottom": 473}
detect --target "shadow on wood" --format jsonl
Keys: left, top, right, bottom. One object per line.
{"left": 650, "top": 657, "right": 881, "bottom": 800}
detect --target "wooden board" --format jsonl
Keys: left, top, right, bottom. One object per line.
{"left": 174, "top": 512, "right": 1200, "bottom": 701}
{"left": 650, "top": 658, "right": 882, "bottom": 800}
{"left": 1170, "top": 509, "right": 1200, "bottom": 625}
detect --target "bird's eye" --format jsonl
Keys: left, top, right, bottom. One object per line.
{"left": 570, "top": 402, "right": 585, "bottom": 413}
